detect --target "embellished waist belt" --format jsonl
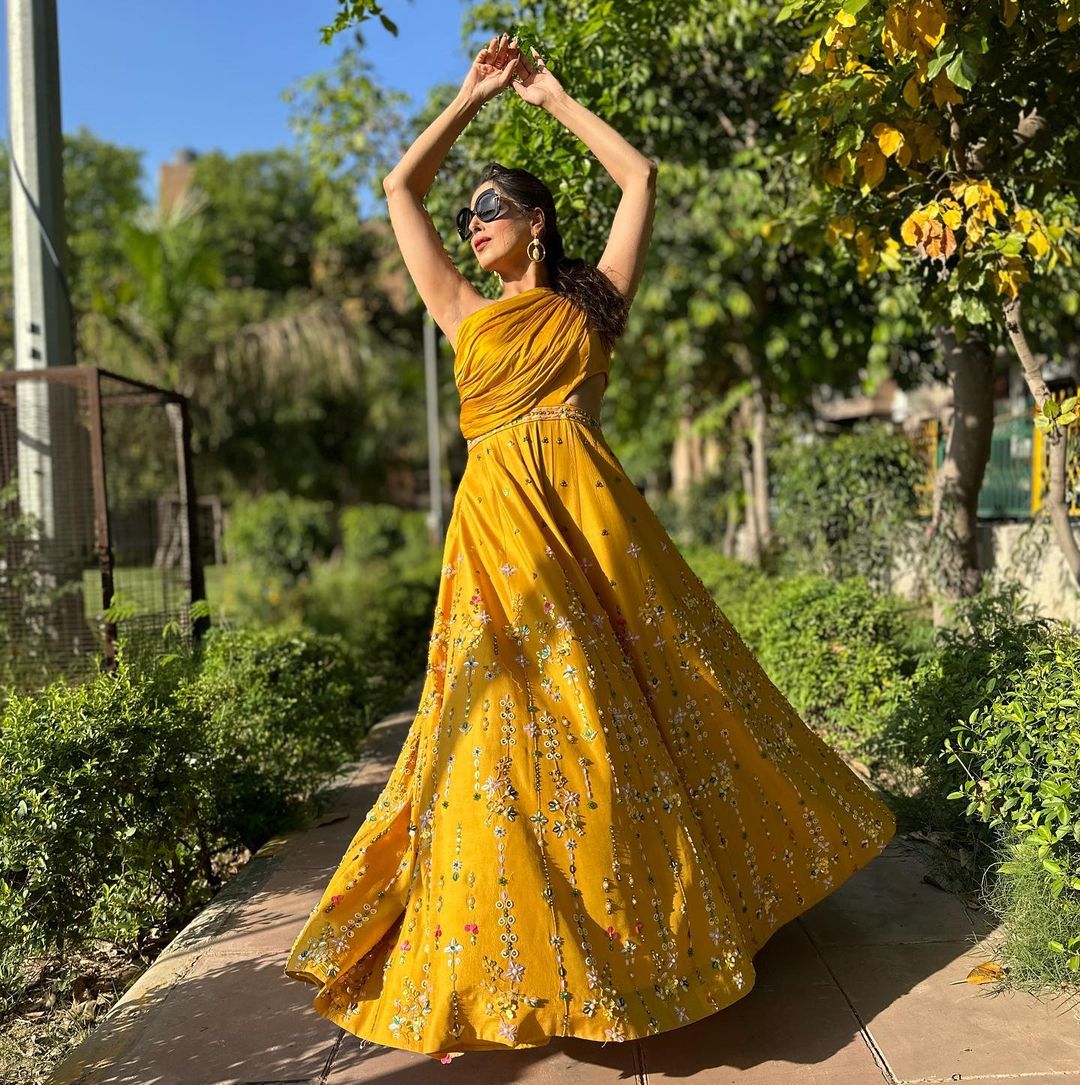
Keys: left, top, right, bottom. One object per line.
{"left": 465, "top": 403, "right": 603, "bottom": 451}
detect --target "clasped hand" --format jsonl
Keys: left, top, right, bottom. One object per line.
{"left": 460, "top": 32, "right": 564, "bottom": 109}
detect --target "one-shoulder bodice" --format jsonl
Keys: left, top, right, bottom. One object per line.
{"left": 453, "top": 287, "right": 610, "bottom": 441}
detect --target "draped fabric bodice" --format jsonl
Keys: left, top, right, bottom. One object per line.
{"left": 453, "top": 286, "right": 610, "bottom": 441}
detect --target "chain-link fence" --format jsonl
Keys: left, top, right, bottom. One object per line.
{"left": 0, "top": 366, "right": 209, "bottom": 694}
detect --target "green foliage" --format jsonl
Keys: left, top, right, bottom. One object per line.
{"left": 777, "top": 0, "right": 1080, "bottom": 332}
{"left": 223, "top": 490, "right": 336, "bottom": 584}
{"left": 219, "top": 502, "right": 441, "bottom": 674}
{"left": 304, "top": 558, "right": 438, "bottom": 695}
{"left": 192, "top": 149, "right": 338, "bottom": 293}
{"left": 0, "top": 645, "right": 205, "bottom": 967}
{"left": 172, "top": 626, "right": 377, "bottom": 852}
{"left": 747, "top": 573, "right": 919, "bottom": 753}
{"left": 881, "top": 584, "right": 1052, "bottom": 835}
{"left": 321, "top": 1, "right": 398, "bottom": 44}
{"left": 667, "top": 471, "right": 744, "bottom": 552}
{"left": 340, "top": 501, "right": 424, "bottom": 564}
{"left": 943, "top": 623, "right": 1080, "bottom": 907}
{"left": 1035, "top": 394, "right": 1079, "bottom": 434}
{"left": 983, "top": 835, "right": 1080, "bottom": 988}
{"left": 771, "top": 423, "right": 925, "bottom": 587}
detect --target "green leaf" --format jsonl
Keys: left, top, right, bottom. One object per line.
{"left": 946, "top": 50, "right": 976, "bottom": 91}
{"left": 927, "top": 49, "right": 955, "bottom": 80}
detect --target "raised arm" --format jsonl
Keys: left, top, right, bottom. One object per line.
{"left": 513, "top": 49, "right": 658, "bottom": 302}
{"left": 381, "top": 35, "right": 521, "bottom": 339}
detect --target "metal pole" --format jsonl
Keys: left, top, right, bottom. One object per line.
{"left": 170, "top": 396, "right": 209, "bottom": 644}
{"left": 6, "top": 0, "right": 98, "bottom": 679}
{"left": 7, "top": 0, "right": 73, "bottom": 372}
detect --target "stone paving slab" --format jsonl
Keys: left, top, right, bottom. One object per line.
{"left": 824, "top": 938, "right": 1080, "bottom": 1083}
{"left": 50, "top": 677, "right": 1080, "bottom": 1084}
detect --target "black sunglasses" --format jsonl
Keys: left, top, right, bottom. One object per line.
{"left": 456, "top": 188, "right": 527, "bottom": 242}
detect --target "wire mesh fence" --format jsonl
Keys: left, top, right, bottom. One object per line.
{"left": 0, "top": 366, "right": 209, "bottom": 695}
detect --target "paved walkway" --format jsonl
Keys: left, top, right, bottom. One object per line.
{"left": 52, "top": 678, "right": 1080, "bottom": 1085}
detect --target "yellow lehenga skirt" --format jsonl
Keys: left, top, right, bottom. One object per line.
{"left": 284, "top": 288, "right": 897, "bottom": 1061}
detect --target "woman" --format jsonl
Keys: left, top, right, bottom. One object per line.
{"left": 284, "top": 34, "right": 896, "bottom": 1064}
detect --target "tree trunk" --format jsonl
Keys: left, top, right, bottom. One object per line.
{"left": 928, "top": 323, "right": 995, "bottom": 625}
{"left": 749, "top": 375, "right": 770, "bottom": 553}
{"left": 736, "top": 396, "right": 762, "bottom": 565}
{"left": 721, "top": 491, "right": 739, "bottom": 557}
{"left": 1003, "top": 294, "right": 1080, "bottom": 584}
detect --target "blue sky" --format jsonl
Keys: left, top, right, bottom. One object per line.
{"left": 0, "top": 1, "right": 472, "bottom": 205}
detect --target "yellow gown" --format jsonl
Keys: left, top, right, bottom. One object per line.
{"left": 283, "top": 286, "right": 896, "bottom": 1060}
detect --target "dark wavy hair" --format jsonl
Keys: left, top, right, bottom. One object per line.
{"left": 475, "top": 161, "right": 628, "bottom": 354}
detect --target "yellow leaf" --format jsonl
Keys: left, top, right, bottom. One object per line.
{"left": 900, "top": 209, "right": 930, "bottom": 245}
{"left": 1001, "top": 0, "right": 1019, "bottom": 28}
{"left": 903, "top": 74, "right": 922, "bottom": 108}
{"left": 799, "top": 37, "right": 823, "bottom": 75}
{"left": 874, "top": 123, "right": 905, "bottom": 157}
{"left": 822, "top": 160, "right": 847, "bottom": 187}
{"left": 931, "top": 70, "right": 964, "bottom": 106}
{"left": 911, "top": 0, "right": 949, "bottom": 47}
{"left": 880, "top": 236, "right": 904, "bottom": 270}
{"left": 940, "top": 200, "right": 963, "bottom": 229}
{"left": 856, "top": 142, "right": 888, "bottom": 187}
{"left": 966, "top": 961, "right": 1006, "bottom": 985}
{"left": 922, "top": 219, "right": 949, "bottom": 259}
{"left": 1027, "top": 230, "right": 1050, "bottom": 259}
{"left": 826, "top": 215, "right": 857, "bottom": 245}
{"left": 883, "top": 3, "right": 912, "bottom": 62}
{"left": 835, "top": 9, "right": 857, "bottom": 28}
{"left": 912, "top": 121, "right": 945, "bottom": 162}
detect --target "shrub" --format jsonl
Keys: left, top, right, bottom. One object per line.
{"left": 174, "top": 626, "right": 377, "bottom": 851}
{"left": 880, "top": 584, "right": 1052, "bottom": 837}
{"left": 672, "top": 473, "right": 742, "bottom": 550}
{"left": 304, "top": 560, "right": 438, "bottom": 692}
{"left": 224, "top": 490, "right": 335, "bottom": 584}
{"left": 341, "top": 502, "right": 412, "bottom": 563}
{"left": 943, "top": 622, "right": 1080, "bottom": 919}
{"left": 772, "top": 423, "right": 924, "bottom": 588}
{"left": 748, "top": 573, "right": 919, "bottom": 754}
{"left": 0, "top": 645, "right": 210, "bottom": 966}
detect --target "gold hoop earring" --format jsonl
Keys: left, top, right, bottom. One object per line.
{"left": 527, "top": 237, "right": 546, "bottom": 263}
